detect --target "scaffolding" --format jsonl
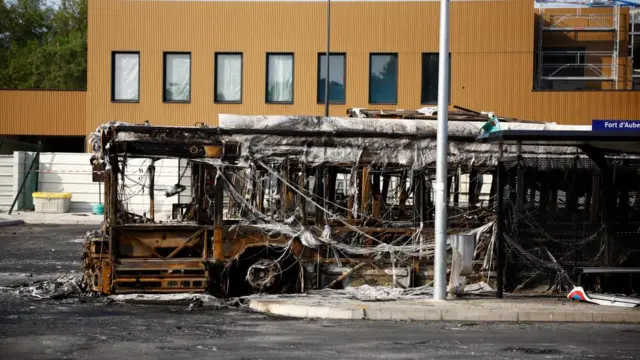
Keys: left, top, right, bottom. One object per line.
{"left": 632, "top": 9, "right": 640, "bottom": 89}
{"left": 536, "top": 2, "right": 621, "bottom": 90}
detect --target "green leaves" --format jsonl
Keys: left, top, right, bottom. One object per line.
{"left": 0, "top": 0, "right": 87, "bottom": 90}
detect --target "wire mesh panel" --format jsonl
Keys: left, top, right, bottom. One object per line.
{"left": 498, "top": 155, "right": 619, "bottom": 292}
{"left": 607, "top": 158, "right": 640, "bottom": 270}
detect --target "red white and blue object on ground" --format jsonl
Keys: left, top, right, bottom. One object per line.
{"left": 568, "top": 287, "right": 640, "bottom": 308}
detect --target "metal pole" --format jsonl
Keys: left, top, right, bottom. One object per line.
{"left": 433, "top": 0, "right": 450, "bottom": 301}
{"left": 8, "top": 142, "right": 42, "bottom": 215}
{"left": 324, "top": 0, "right": 331, "bottom": 117}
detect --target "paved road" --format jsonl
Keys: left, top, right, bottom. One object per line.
{"left": 0, "top": 224, "right": 91, "bottom": 286}
{"left": 0, "top": 225, "right": 639, "bottom": 360}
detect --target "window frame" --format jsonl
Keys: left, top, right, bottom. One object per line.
{"left": 214, "top": 52, "right": 243, "bottom": 104}
{"left": 163, "top": 51, "right": 192, "bottom": 103}
{"left": 368, "top": 53, "right": 398, "bottom": 105}
{"left": 265, "top": 52, "right": 295, "bottom": 104}
{"left": 111, "top": 51, "right": 141, "bottom": 103}
{"left": 316, "top": 52, "right": 347, "bottom": 105}
{"left": 420, "top": 52, "right": 451, "bottom": 105}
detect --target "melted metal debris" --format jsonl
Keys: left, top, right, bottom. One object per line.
{"left": 243, "top": 282, "right": 493, "bottom": 302}
{"left": 1, "top": 274, "right": 86, "bottom": 300}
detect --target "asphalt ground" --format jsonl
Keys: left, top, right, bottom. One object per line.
{"left": 0, "top": 225, "right": 638, "bottom": 360}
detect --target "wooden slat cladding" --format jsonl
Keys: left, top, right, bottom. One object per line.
{"left": 87, "top": 0, "right": 640, "bottom": 131}
{"left": 0, "top": 90, "right": 86, "bottom": 136}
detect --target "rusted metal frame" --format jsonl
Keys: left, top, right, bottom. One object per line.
{"left": 381, "top": 175, "right": 391, "bottom": 208}
{"left": 453, "top": 166, "right": 460, "bottom": 208}
{"left": 315, "top": 166, "right": 325, "bottom": 226}
{"left": 365, "top": 260, "right": 408, "bottom": 289}
{"left": 468, "top": 169, "right": 478, "bottom": 211}
{"left": 164, "top": 228, "right": 206, "bottom": 260}
{"left": 148, "top": 162, "right": 156, "bottom": 222}
{"left": 372, "top": 171, "right": 381, "bottom": 219}
{"left": 195, "top": 163, "right": 205, "bottom": 224}
{"left": 117, "top": 259, "right": 206, "bottom": 270}
{"left": 268, "top": 171, "right": 276, "bottom": 219}
{"left": 417, "top": 171, "right": 426, "bottom": 225}
{"left": 326, "top": 167, "right": 337, "bottom": 212}
{"left": 325, "top": 262, "right": 367, "bottom": 289}
{"left": 115, "top": 289, "right": 206, "bottom": 294}
{"left": 281, "top": 161, "right": 294, "bottom": 219}
{"left": 328, "top": 226, "right": 418, "bottom": 234}
{"left": 398, "top": 170, "right": 408, "bottom": 217}
{"left": 361, "top": 166, "right": 371, "bottom": 216}
{"left": 113, "top": 228, "right": 165, "bottom": 260}
{"left": 213, "top": 168, "right": 225, "bottom": 262}
{"left": 227, "top": 173, "right": 237, "bottom": 216}
{"left": 257, "top": 170, "right": 265, "bottom": 213}
{"left": 298, "top": 165, "right": 307, "bottom": 225}
{"left": 108, "top": 152, "right": 119, "bottom": 263}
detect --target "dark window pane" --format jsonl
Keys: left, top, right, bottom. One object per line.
{"left": 369, "top": 54, "right": 397, "bottom": 104}
{"left": 421, "top": 53, "right": 450, "bottom": 104}
{"left": 318, "top": 54, "right": 346, "bottom": 103}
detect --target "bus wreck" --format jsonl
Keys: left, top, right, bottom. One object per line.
{"left": 83, "top": 114, "right": 580, "bottom": 295}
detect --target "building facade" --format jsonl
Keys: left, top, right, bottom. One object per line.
{"left": 1, "top": 0, "right": 639, "bottom": 148}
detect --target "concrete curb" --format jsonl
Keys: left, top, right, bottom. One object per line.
{"left": 0, "top": 220, "right": 25, "bottom": 228}
{"left": 248, "top": 300, "right": 640, "bottom": 323}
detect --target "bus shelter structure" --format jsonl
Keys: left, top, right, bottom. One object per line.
{"left": 477, "top": 130, "right": 640, "bottom": 298}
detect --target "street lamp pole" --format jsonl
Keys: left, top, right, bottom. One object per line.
{"left": 433, "top": 0, "right": 450, "bottom": 301}
{"left": 324, "top": 0, "right": 331, "bottom": 117}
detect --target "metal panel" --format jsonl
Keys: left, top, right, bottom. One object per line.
{"left": 0, "top": 90, "right": 86, "bottom": 136}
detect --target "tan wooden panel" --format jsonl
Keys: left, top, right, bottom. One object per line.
{"left": 80, "top": 0, "right": 639, "bottom": 130}
{"left": 0, "top": 90, "right": 86, "bottom": 136}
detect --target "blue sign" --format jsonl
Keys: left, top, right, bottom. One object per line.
{"left": 592, "top": 120, "right": 640, "bottom": 131}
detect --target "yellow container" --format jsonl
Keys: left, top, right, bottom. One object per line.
{"left": 32, "top": 192, "right": 72, "bottom": 213}
{"left": 32, "top": 192, "right": 73, "bottom": 199}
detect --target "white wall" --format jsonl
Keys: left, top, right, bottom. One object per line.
{"left": 0, "top": 155, "right": 13, "bottom": 212}
{"left": 37, "top": 153, "right": 95, "bottom": 212}
{"left": 36, "top": 153, "right": 191, "bottom": 215}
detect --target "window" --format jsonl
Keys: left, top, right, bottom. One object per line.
{"left": 111, "top": 52, "right": 140, "bottom": 102}
{"left": 369, "top": 53, "right": 397, "bottom": 104}
{"left": 421, "top": 53, "right": 451, "bottom": 104}
{"left": 317, "top": 53, "right": 346, "bottom": 104}
{"left": 266, "top": 53, "right": 294, "bottom": 103}
{"left": 215, "top": 53, "right": 242, "bottom": 103}
{"left": 163, "top": 52, "right": 191, "bottom": 102}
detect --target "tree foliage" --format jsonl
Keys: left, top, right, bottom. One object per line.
{"left": 0, "top": 0, "right": 87, "bottom": 89}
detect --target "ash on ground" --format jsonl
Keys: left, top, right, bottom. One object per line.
{"left": 0, "top": 276, "right": 493, "bottom": 308}
{"left": 0, "top": 274, "right": 88, "bottom": 302}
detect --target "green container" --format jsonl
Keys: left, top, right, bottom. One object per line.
{"left": 92, "top": 203, "right": 104, "bottom": 215}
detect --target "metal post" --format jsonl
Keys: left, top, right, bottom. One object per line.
{"left": 148, "top": 163, "right": 155, "bottom": 222}
{"left": 433, "top": 0, "right": 450, "bottom": 301}
{"left": 613, "top": 4, "right": 619, "bottom": 89}
{"left": 8, "top": 142, "right": 42, "bottom": 215}
{"left": 324, "top": 0, "right": 331, "bottom": 117}
{"left": 495, "top": 140, "right": 504, "bottom": 298}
